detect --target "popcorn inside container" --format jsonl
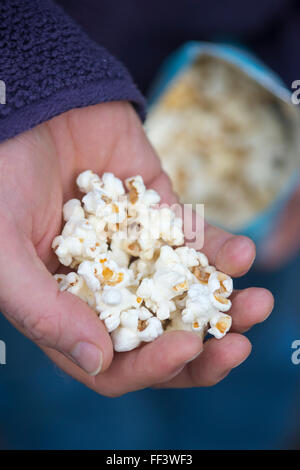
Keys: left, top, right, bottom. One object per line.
{"left": 145, "top": 52, "right": 300, "bottom": 235}
{"left": 53, "top": 170, "right": 234, "bottom": 352}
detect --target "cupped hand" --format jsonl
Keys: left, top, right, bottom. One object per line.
{"left": 0, "top": 101, "right": 274, "bottom": 396}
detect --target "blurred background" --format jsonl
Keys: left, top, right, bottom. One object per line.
{"left": 1, "top": 0, "right": 300, "bottom": 449}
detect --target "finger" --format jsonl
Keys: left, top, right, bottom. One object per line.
{"left": 205, "top": 229, "right": 256, "bottom": 277}
{"left": 43, "top": 331, "right": 203, "bottom": 397}
{"left": 229, "top": 288, "right": 274, "bottom": 333}
{"left": 259, "top": 185, "right": 300, "bottom": 269}
{"left": 0, "top": 219, "right": 113, "bottom": 376}
{"left": 156, "top": 332, "right": 251, "bottom": 388}
{"left": 183, "top": 207, "right": 256, "bottom": 277}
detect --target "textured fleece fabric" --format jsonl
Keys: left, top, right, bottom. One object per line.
{"left": 0, "top": 0, "right": 146, "bottom": 143}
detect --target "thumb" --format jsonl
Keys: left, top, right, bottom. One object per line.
{"left": 259, "top": 185, "right": 300, "bottom": 269}
{"left": 0, "top": 222, "right": 113, "bottom": 376}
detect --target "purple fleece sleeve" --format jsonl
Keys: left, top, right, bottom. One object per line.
{"left": 0, "top": 0, "right": 146, "bottom": 143}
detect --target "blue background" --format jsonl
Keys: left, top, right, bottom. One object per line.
{"left": 0, "top": 255, "right": 299, "bottom": 449}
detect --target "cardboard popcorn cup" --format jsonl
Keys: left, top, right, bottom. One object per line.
{"left": 145, "top": 42, "right": 300, "bottom": 252}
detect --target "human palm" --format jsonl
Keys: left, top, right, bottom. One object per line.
{"left": 0, "top": 101, "right": 273, "bottom": 396}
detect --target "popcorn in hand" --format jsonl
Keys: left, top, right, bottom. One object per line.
{"left": 52, "top": 171, "right": 234, "bottom": 352}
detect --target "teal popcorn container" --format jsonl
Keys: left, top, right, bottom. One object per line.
{"left": 145, "top": 42, "right": 300, "bottom": 254}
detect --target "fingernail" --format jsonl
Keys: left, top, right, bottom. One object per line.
{"left": 70, "top": 342, "right": 103, "bottom": 376}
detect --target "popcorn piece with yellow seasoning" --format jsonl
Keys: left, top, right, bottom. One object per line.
{"left": 208, "top": 313, "right": 232, "bottom": 339}
{"left": 192, "top": 265, "right": 216, "bottom": 286}
{"left": 208, "top": 271, "right": 233, "bottom": 312}
{"left": 208, "top": 270, "right": 233, "bottom": 297}
{"left": 78, "top": 256, "right": 132, "bottom": 294}
{"left": 125, "top": 175, "right": 160, "bottom": 208}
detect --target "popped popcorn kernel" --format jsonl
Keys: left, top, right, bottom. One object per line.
{"left": 192, "top": 267, "right": 210, "bottom": 284}
{"left": 216, "top": 319, "right": 229, "bottom": 334}
{"left": 52, "top": 170, "right": 234, "bottom": 352}
{"left": 208, "top": 313, "right": 232, "bottom": 339}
